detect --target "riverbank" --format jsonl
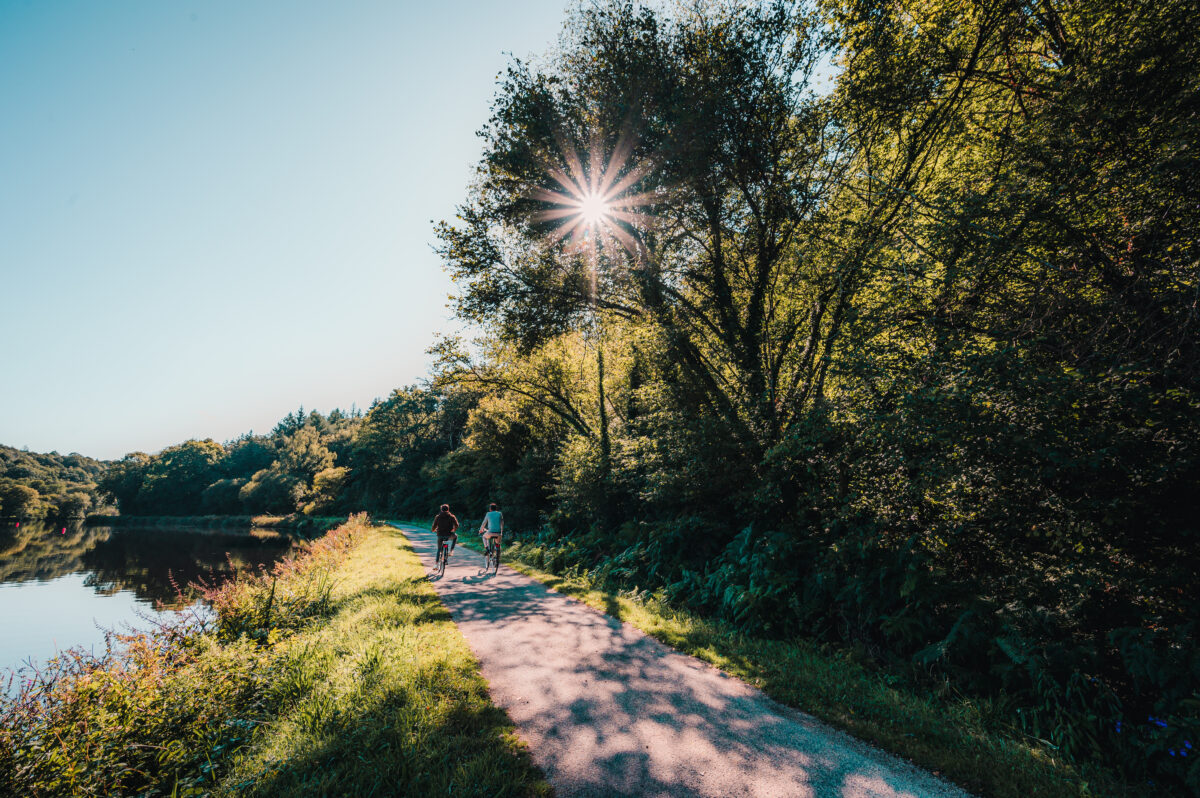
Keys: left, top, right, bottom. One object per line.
{"left": 85, "top": 512, "right": 347, "bottom": 536}
{"left": 0, "top": 518, "right": 549, "bottom": 797}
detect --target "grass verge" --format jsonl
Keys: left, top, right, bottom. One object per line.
{"left": 490, "top": 539, "right": 1147, "bottom": 798}
{"left": 0, "top": 516, "right": 550, "bottom": 798}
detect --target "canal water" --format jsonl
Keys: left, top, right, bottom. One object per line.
{"left": 0, "top": 521, "right": 299, "bottom": 679}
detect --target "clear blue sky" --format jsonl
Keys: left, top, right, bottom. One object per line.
{"left": 0, "top": 0, "right": 570, "bottom": 460}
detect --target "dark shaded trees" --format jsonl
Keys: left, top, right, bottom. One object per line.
{"left": 431, "top": 0, "right": 1200, "bottom": 789}
{"left": 137, "top": 440, "right": 225, "bottom": 515}
{"left": 439, "top": 1, "right": 850, "bottom": 466}
{"left": 96, "top": 452, "right": 151, "bottom": 513}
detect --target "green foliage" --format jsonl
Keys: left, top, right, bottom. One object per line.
{"left": 0, "top": 482, "right": 40, "bottom": 519}
{"left": 348, "top": 385, "right": 451, "bottom": 513}
{"left": 96, "top": 407, "right": 362, "bottom": 518}
{"left": 424, "top": 1, "right": 1200, "bottom": 792}
{"left": 0, "top": 519, "right": 550, "bottom": 798}
{"left": 137, "top": 439, "right": 225, "bottom": 514}
{"left": 71, "top": 0, "right": 1200, "bottom": 791}
{"left": 95, "top": 452, "right": 149, "bottom": 513}
{"left": 0, "top": 444, "right": 107, "bottom": 521}
{"left": 303, "top": 466, "right": 348, "bottom": 514}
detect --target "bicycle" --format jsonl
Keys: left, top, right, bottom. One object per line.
{"left": 434, "top": 537, "right": 450, "bottom": 578}
{"left": 483, "top": 536, "right": 500, "bottom": 575}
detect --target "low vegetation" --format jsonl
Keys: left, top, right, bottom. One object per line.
{"left": 0, "top": 517, "right": 549, "bottom": 797}
{"left": 499, "top": 539, "right": 1165, "bottom": 798}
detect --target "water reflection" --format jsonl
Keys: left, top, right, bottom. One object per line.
{"left": 0, "top": 520, "right": 300, "bottom": 675}
{"left": 85, "top": 526, "right": 296, "bottom": 605}
{"left": 0, "top": 521, "right": 297, "bottom": 604}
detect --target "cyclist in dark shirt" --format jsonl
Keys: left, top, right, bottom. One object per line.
{"left": 432, "top": 504, "right": 459, "bottom": 557}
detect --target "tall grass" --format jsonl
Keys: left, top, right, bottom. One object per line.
{"left": 0, "top": 516, "right": 548, "bottom": 797}
{"left": 218, "top": 525, "right": 550, "bottom": 798}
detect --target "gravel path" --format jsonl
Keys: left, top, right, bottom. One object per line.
{"left": 392, "top": 523, "right": 974, "bottom": 798}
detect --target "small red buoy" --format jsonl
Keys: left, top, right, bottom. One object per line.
{"left": 61, "top": 527, "right": 66, "bottom": 534}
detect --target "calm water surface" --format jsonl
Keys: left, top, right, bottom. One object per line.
{"left": 0, "top": 522, "right": 299, "bottom": 678}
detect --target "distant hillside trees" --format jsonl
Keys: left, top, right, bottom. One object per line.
{"left": 0, "top": 445, "right": 106, "bottom": 521}
{"left": 96, "top": 407, "right": 365, "bottom": 517}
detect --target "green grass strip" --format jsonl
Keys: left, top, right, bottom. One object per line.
{"left": 0, "top": 520, "right": 551, "bottom": 797}
{"left": 218, "top": 526, "right": 550, "bottom": 797}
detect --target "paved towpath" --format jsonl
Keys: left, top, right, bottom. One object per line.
{"left": 390, "top": 523, "right": 973, "bottom": 798}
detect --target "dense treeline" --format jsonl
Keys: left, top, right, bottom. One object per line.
{"left": 93, "top": 394, "right": 534, "bottom": 528}
{"left": 97, "top": 408, "right": 362, "bottom": 517}
{"left": 0, "top": 444, "right": 107, "bottom": 522}
{"left": 429, "top": 0, "right": 1199, "bottom": 790}
{"left": 93, "top": 0, "right": 1199, "bottom": 790}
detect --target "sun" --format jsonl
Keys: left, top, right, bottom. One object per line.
{"left": 525, "top": 129, "right": 659, "bottom": 257}
{"left": 578, "top": 192, "right": 611, "bottom": 227}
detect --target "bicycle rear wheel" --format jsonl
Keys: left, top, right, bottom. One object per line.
{"left": 436, "top": 544, "right": 446, "bottom": 577}
{"left": 489, "top": 542, "right": 500, "bottom": 574}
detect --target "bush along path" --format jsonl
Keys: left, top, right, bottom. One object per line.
{"left": 392, "top": 523, "right": 972, "bottom": 798}
{"left": 0, "top": 517, "right": 550, "bottom": 798}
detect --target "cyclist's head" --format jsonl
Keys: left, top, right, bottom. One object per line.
{"left": 489, "top": 502, "right": 498, "bottom": 511}
{"left": 440, "top": 504, "right": 449, "bottom": 512}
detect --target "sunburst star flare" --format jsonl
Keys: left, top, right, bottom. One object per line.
{"left": 527, "top": 131, "right": 659, "bottom": 257}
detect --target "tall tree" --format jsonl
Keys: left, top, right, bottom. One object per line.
{"left": 439, "top": 1, "right": 852, "bottom": 457}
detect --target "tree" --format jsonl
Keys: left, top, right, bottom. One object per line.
{"left": 0, "top": 483, "right": 39, "bottom": 519}
{"left": 430, "top": 2, "right": 1200, "bottom": 787}
{"left": 222, "top": 435, "right": 275, "bottom": 479}
{"left": 138, "top": 440, "right": 225, "bottom": 514}
{"left": 200, "top": 478, "right": 247, "bottom": 514}
{"left": 303, "top": 466, "right": 349, "bottom": 514}
{"left": 96, "top": 452, "right": 151, "bottom": 513}
{"left": 275, "top": 426, "right": 335, "bottom": 482}
{"left": 56, "top": 491, "right": 92, "bottom": 519}
{"left": 238, "top": 469, "right": 301, "bottom": 514}
{"left": 438, "top": 1, "right": 849, "bottom": 459}
{"left": 271, "top": 406, "right": 307, "bottom": 438}
{"left": 350, "top": 387, "right": 445, "bottom": 511}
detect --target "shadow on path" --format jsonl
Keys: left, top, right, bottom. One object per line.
{"left": 389, "top": 523, "right": 974, "bottom": 798}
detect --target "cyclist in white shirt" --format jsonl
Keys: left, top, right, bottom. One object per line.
{"left": 480, "top": 503, "right": 503, "bottom": 548}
